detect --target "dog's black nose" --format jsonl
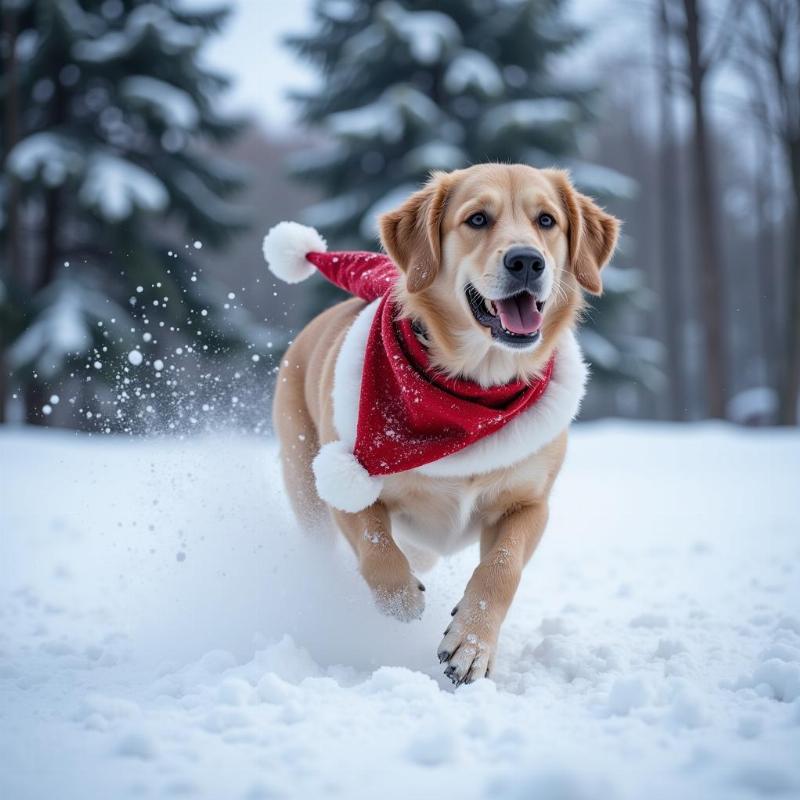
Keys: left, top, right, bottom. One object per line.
{"left": 504, "top": 247, "right": 545, "bottom": 276}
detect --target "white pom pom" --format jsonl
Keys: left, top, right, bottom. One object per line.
{"left": 262, "top": 221, "right": 327, "bottom": 284}
{"left": 312, "top": 440, "right": 383, "bottom": 513}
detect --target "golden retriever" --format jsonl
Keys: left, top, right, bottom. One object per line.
{"left": 271, "top": 164, "right": 619, "bottom": 685}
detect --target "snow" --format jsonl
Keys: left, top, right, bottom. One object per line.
{"left": 601, "top": 264, "right": 646, "bottom": 294}
{"left": 323, "top": 0, "right": 359, "bottom": 23}
{"left": 444, "top": 49, "right": 504, "bottom": 97}
{"left": 567, "top": 161, "right": 638, "bottom": 200}
{"left": 8, "top": 280, "right": 120, "bottom": 376}
{"left": 72, "top": 5, "right": 202, "bottom": 63}
{"left": 480, "top": 99, "right": 580, "bottom": 139}
{"left": 302, "top": 191, "right": 364, "bottom": 230}
{"left": 727, "top": 387, "right": 779, "bottom": 425}
{"left": 14, "top": 28, "right": 40, "bottom": 62}
{"left": 328, "top": 86, "right": 441, "bottom": 142}
{"left": 579, "top": 328, "right": 621, "bottom": 370}
{"left": 79, "top": 153, "right": 169, "bottom": 222}
{"left": 9, "top": 137, "right": 169, "bottom": 221}
{"left": 377, "top": 1, "right": 461, "bottom": 65}
{"left": 327, "top": 97, "right": 402, "bottom": 142}
{"left": 8, "top": 132, "right": 83, "bottom": 187}
{"left": 173, "top": 171, "right": 244, "bottom": 227}
{"left": 121, "top": 76, "right": 200, "bottom": 130}
{"left": 1, "top": 423, "right": 798, "bottom": 799}
{"left": 127, "top": 349, "right": 143, "bottom": 366}
{"left": 342, "top": 24, "right": 387, "bottom": 65}
{"left": 403, "top": 142, "right": 468, "bottom": 173}
{"left": 359, "top": 183, "right": 416, "bottom": 239}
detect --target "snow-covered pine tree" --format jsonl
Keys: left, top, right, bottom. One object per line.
{"left": 286, "top": 0, "right": 658, "bottom": 399}
{"left": 0, "top": 0, "right": 250, "bottom": 425}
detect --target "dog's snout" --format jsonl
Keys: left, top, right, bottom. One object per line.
{"left": 503, "top": 247, "right": 545, "bottom": 277}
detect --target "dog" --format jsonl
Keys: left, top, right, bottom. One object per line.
{"left": 268, "top": 164, "right": 619, "bottom": 685}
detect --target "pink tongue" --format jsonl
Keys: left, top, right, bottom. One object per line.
{"left": 496, "top": 295, "right": 543, "bottom": 335}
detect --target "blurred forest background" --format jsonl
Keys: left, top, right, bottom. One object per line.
{"left": 0, "top": 0, "right": 797, "bottom": 431}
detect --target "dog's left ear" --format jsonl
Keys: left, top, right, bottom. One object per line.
{"left": 379, "top": 171, "right": 452, "bottom": 293}
{"left": 546, "top": 169, "right": 620, "bottom": 295}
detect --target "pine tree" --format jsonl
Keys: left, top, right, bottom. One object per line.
{"left": 0, "top": 0, "right": 252, "bottom": 426}
{"left": 287, "top": 0, "right": 657, "bottom": 394}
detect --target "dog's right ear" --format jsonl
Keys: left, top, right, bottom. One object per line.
{"left": 379, "top": 171, "right": 452, "bottom": 293}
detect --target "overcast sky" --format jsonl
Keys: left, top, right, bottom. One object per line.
{"left": 203, "top": 0, "right": 316, "bottom": 132}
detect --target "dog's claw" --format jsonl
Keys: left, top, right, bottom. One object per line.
{"left": 418, "top": 582, "right": 426, "bottom": 592}
{"left": 450, "top": 606, "right": 458, "bottom": 617}
{"left": 439, "top": 598, "right": 495, "bottom": 688}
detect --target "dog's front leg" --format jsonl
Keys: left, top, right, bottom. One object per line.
{"left": 332, "top": 503, "right": 426, "bottom": 622}
{"left": 438, "top": 501, "right": 549, "bottom": 685}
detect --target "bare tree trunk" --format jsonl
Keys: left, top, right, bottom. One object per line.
{"left": 23, "top": 185, "right": 63, "bottom": 426}
{"left": 656, "top": 0, "right": 687, "bottom": 420}
{"left": 23, "top": 74, "right": 67, "bottom": 426}
{"left": 754, "top": 131, "right": 777, "bottom": 404}
{"left": 779, "top": 140, "right": 800, "bottom": 424}
{"left": 1, "top": 7, "right": 22, "bottom": 424}
{"left": 0, "top": 361, "right": 6, "bottom": 423}
{"left": 682, "top": 0, "right": 728, "bottom": 418}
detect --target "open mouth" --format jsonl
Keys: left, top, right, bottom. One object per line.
{"left": 465, "top": 284, "right": 545, "bottom": 348}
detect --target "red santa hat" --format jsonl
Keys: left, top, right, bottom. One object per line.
{"left": 263, "top": 221, "right": 586, "bottom": 514}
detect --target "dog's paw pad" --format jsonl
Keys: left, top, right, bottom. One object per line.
{"left": 437, "top": 605, "right": 494, "bottom": 686}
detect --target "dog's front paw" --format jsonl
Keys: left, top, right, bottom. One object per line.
{"left": 437, "top": 600, "right": 496, "bottom": 685}
{"left": 372, "top": 573, "right": 426, "bottom": 622}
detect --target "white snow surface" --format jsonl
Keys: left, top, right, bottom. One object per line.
{"left": 1, "top": 423, "right": 798, "bottom": 800}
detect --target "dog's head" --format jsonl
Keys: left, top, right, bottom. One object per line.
{"left": 380, "top": 164, "right": 619, "bottom": 384}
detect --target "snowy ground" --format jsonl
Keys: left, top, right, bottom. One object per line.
{"left": 1, "top": 423, "right": 799, "bottom": 800}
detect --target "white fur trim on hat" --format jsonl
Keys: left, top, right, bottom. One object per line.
{"left": 262, "top": 221, "right": 327, "bottom": 284}
{"left": 312, "top": 440, "right": 384, "bottom": 513}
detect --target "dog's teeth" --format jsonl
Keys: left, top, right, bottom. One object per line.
{"left": 484, "top": 298, "right": 497, "bottom": 316}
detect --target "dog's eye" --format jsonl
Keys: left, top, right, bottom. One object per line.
{"left": 466, "top": 212, "right": 488, "bottom": 229}
{"left": 537, "top": 213, "right": 555, "bottom": 229}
